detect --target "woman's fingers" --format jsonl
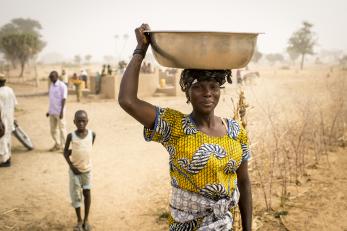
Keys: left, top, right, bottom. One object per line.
{"left": 142, "top": 23, "right": 150, "bottom": 31}
{"left": 136, "top": 23, "right": 150, "bottom": 45}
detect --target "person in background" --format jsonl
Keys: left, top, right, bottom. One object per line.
{"left": 60, "top": 69, "right": 69, "bottom": 86}
{"left": 80, "top": 69, "right": 88, "bottom": 89}
{"left": 95, "top": 71, "right": 101, "bottom": 95}
{"left": 64, "top": 110, "right": 96, "bottom": 231}
{"left": 236, "top": 69, "right": 242, "bottom": 84}
{"left": 46, "top": 70, "right": 67, "bottom": 152}
{"left": 71, "top": 73, "right": 82, "bottom": 102}
{"left": 0, "top": 73, "right": 17, "bottom": 167}
{"left": 107, "top": 64, "right": 112, "bottom": 75}
{"left": 101, "top": 65, "right": 106, "bottom": 76}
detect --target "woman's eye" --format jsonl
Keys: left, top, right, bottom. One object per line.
{"left": 192, "top": 84, "right": 202, "bottom": 89}
{"left": 210, "top": 84, "right": 219, "bottom": 91}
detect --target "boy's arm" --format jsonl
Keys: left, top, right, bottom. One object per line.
{"left": 92, "top": 132, "right": 96, "bottom": 144}
{"left": 63, "top": 133, "right": 81, "bottom": 175}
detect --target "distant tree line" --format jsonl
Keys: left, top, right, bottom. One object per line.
{"left": 251, "top": 21, "right": 317, "bottom": 70}
{"left": 0, "top": 18, "right": 326, "bottom": 74}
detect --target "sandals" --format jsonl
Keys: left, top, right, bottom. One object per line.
{"left": 73, "top": 223, "right": 83, "bottom": 231}
{"left": 49, "top": 144, "right": 60, "bottom": 152}
{"left": 83, "top": 222, "right": 92, "bottom": 231}
{"left": 73, "top": 221, "right": 91, "bottom": 231}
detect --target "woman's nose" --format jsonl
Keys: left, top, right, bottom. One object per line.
{"left": 203, "top": 87, "right": 213, "bottom": 96}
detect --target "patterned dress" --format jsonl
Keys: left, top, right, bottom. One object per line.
{"left": 144, "top": 107, "right": 251, "bottom": 231}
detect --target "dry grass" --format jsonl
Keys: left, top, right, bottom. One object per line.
{"left": 239, "top": 65, "right": 347, "bottom": 230}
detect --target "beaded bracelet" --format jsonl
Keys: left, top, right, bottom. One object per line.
{"left": 133, "top": 48, "right": 146, "bottom": 58}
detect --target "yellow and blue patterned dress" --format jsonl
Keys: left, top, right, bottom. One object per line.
{"left": 144, "top": 107, "right": 251, "bottom": 230}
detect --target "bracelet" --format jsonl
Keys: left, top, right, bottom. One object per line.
{"left": 133, "top": 48, "right": 146, "bottom": 58}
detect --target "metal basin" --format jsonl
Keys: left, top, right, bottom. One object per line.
{"left": 147, "top": 31, "right": 260, "bottom": 70}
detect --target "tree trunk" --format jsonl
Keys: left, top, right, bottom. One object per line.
{"left": 11, "top": 59, "right": 17, "bottom": 69}
{"left": 19, "top": 61, "right": 25, "bottom": 77}
{"left": 34, "top": 62, "right": 39, "bottom": 87}
{"left": 300, "top": 53, "right": 305, "bottom": 70}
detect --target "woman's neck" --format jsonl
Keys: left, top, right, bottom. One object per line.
{"left": 190, "top": 111, "right": 217, "bottom": 129}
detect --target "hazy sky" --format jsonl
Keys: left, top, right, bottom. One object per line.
{"left": 0, "top": 0, "right": 346, "bottom": 62}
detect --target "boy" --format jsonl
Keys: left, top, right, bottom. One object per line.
{"left": 64, "top": 110, "right": 96, "bottom": 231}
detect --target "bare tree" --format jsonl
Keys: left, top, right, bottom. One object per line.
{"left": 85, "top": 54, "right": 92, "bottom": 64}
{"left": 103, "top": 55, "right": 115, "bottom": 64}
{"left": 0, "top": 18, "right": 45, "bottom": 76}
{"left": 287, "top": 49, "right": 300, "bottom": 66}
{"left": 265, "top": 53, "right": 284, "bottom": 66}
{"left": 74, "top": 55, "right": 81, "bottom": 65}
{"left": 287, "top": 21, "right": 316, "bottom": 70}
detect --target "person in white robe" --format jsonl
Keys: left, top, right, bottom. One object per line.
{"left": 0, "top": 73, "right": 17, "bottom": 167}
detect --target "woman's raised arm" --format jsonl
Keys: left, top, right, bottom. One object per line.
{"left": 118, "top": 24, "right": 157, "bottom": 129}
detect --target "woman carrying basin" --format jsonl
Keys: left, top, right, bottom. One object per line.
{"left": 118, "top": 23, "right": 252, "bottom": 231}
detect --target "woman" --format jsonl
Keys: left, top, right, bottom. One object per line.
{"left": 118, "top": 24, "right": 252, "bottom": 231}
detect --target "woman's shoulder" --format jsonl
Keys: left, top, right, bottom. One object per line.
{"left": 223, "top": 118, "right": 246, "bottom": 140}
{"left": 156, "top": 107, "right": 185, "bottom": 120}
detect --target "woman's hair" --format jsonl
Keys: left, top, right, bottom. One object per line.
{"left": 179, "top": 69, "right": 232, "bottom": 92}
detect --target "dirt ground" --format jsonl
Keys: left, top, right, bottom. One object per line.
{"left": 0, "top": 67, "right": 346, "bottom": 231}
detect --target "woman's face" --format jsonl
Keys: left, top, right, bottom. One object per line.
{"left": 188, "top": 79, "right": 221, "bottom": 115}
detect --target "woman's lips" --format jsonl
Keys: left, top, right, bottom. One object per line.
{"left": 202, "top": 101, "right": 214, "bottom": 106}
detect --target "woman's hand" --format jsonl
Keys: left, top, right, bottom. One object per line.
{"left": 135, "top": 23, "right": 150, "bottom": 51}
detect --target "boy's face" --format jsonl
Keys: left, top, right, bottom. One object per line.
{"left": 74, "top": 113, "right": 88, "bottom": 131}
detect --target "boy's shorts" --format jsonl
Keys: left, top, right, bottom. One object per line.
{"left": 69, "top": 169, "right": 91, "bottom": 208}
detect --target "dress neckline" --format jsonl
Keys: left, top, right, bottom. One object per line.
{"left": 188, "top": 114, "right": 229, "bottom": 138}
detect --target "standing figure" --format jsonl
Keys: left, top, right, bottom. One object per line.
{"left": 95, "top": 71, "right": 101, "bottom": 95}
{"left": 107, "top": 64, "right": 112, "bottom": 75}
{"left": 64, "top": 110, "right": 96, "bottom": 231}
{"left": 80, "top": 69, "right": 88, "bottom": 89}
{"left": 101, "top": 65, "right": 106, "bottom": 76}
{"left": 60, "top": 69, "right": 69, "bottom": 86}
{"left": 118, "top": 24, "right": 252, "bottom": 230}
{"left": 46, "top": 71, "right": 67, "bottom": 151}
{"left": 71, "top": 73, "right": 82, "bottom": 102}
{"left": 236, "top": 69, "right": 242, "bottom": 84}
{"left": 0, "top": 73, "right": 17, "bottom": 167}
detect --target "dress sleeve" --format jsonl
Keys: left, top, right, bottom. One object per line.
{"left": 238, "top": 126, "right": 251, "bottom": 162}
{"left": 143, "top": 107, "right": 179, "bottom": 143}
